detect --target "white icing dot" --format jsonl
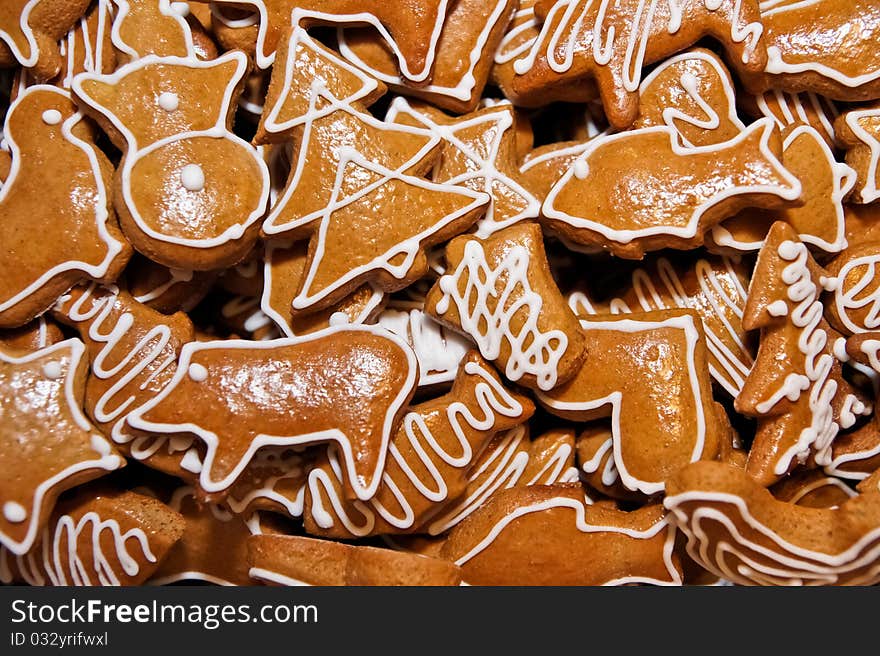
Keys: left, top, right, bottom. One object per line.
{"left": 169, "top": 1, "right": 190, "bottom": 16}
{"left": 41, "top": 109, "right": 62, "bottom": 125}
{"left": 188, "top": 363, "right": 208, "bottom": 382}
{"left": 42, "top": 360, "right": 62, "bottom": 379}
{"left": 573, "top": 160, "right": 589, "bottom": 180}
{"left": 157, "top": 91, "right": 179, "bottom": 112}
{"left": 328, "top": 312, "right": 350, "bottom": 326}
{"left": 778, "top": 240, "right": 801, "bottom": 261}
{"left": 3, "top": 501, "right": 27, "bottom": 523}
{"left": 180, "top": 164, "right": 205, "bottom": 191}
{"left": 766, "top": 300, "right": 788, "bottom": 317}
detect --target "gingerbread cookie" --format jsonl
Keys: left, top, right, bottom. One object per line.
{"left": 835, "top": 106, "right": 880, "bottom": 205}
{"left": 72, "top": 51, "right": 270, "bottom": 270}
{"left": 375, "top": 300, "right": 472, "bottom": 388}
{"left": 826, "top": 242, "right": 880, "bottom": 336}
{"left": 387, "top": 98, "right": 541, "bottom": 237}
{"left": 746, "top": 90, "right": 839, "bottom": 148}
{"left": 735, "top": 222, "right": 871, "bottom": 485}
{"left": 0, "top": 85, "right": 130, "bottom": 329}
{"left": 634, "top": 49, "right": 744, "bottom": 147}
{"left": 666, "top": 460, "right": 880, "bottom": 586}
{"left": 30, "top": 0, "right": 116, "bottom": 90}
{"left": 0, "top": 339, "right": 124, "bottom": 555}
{"left": 0, "top": 484, "right": 183, "bottom": 586}
{"left": 248, "top": 534, "right": 462, "bottom": 586}
{"left": 52, "top": 284, "right": 198, "bottom": 479}
{"left": 755, "top": 0, "right": 880, "bottom": 101}
{"left": 426, "top": 425, "right": 581, "bottom": 536}
{"left": 0, "top": 0, "right": 92, "bottom": 82}
{"left": 709, "top": 125, "right": 855, "bottom": 254}
{"left": 338, "top": 0, "right": 516, "bottom": 114}
{"left": 426, "top": 221, "right": 586, "bottom": 391}
{"left": 127, "top": 325, "right": 417, "bottom": 500}
{"left": 261, "top": 240, "right": 384, "bottom": 339}
{"left": 505, "top": 0, "right": 766, "bottom": 129}
{"left": 518, "top": 140, "right": 592, "bottom": 201}
{"left": 302, "top": 352, "right": 533, "bottom": 538}
{"left": 543, "top": 118, "right": 803, "bottom": 259}
{"left": 441, "top": 484, "right": 681, "bottom": 586}
{"left": 576, "top": 423, "right": 653, "bottom": 502}
{"left": 569, "top": 253, "right": 755, "bottom": 398}
{"left": 224, "top": 447, "right": 315, "bottom": 520}
{"left": 197, "top": 0, "right": 449, "bottom": 83}
{"left": 538, "top": 309, "right": 722, "bottom": 495}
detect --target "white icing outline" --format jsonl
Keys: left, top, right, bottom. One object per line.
{"left": 543, "top": 118, "right": 802, "bottom": 245}
{"left": 0, "top": 339, "right": 123, "bottom": 556}
{"left": 386, "top": 97, "right": 540, "bottom": 237}
{"left": 755, "top": 89, "right": 838, "bottom": 146}
{"left": 127, "top": 324, "right": 418, "bottom": 501}
{"left": 72, "top": 51, "right": 270, "bottom": 249}
{"left": 0, "top": 86, "right": 125, "bottom": 316}
{"left": 536, "top": 314, "right": 708, "bottom": 495}
{"left": 60, "top": 0, "right": 114, "bottom": 89}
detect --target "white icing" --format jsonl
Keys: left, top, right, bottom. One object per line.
{"left": 187, "top": 362, "right": 207, "bottom": 382}
{"left": 1, "top": 509, "right": 156, "bottom": 586}
{"left": 41, "top": 360, "right": 63, "bottom": 379}
{"left": 132, "top": 267, "right": 193, "bottom": 304}
{"left": 755, "top": 90, "right": 838, "bottom": 146}
{"left": 0, "top": 86, "right": 126, "bottom": 318}
{"left": 434, "top": 240, "right": 569, "bottom": 391}
{"left": 375, "top": 305, "right": 472, "bottom": 387}
{"left": 3, "top": 502, "right": 26, "bottom": 523}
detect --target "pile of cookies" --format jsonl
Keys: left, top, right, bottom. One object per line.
{"left": 2, "top": 0, "right": 880, "bottom": 587}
